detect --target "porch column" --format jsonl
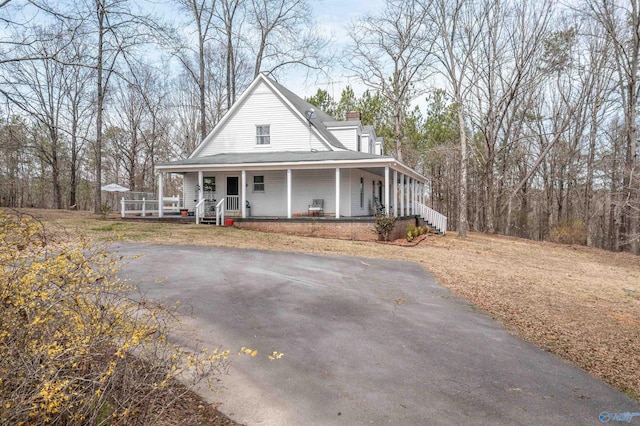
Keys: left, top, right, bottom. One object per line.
{"left": 384, "top": 166, "right": 390, "bottom": 216}
{"left": 412, "top": 178, "right": 416, "bottom": 215}
{"left": 393, "top": 170, "right": 398, "bottom": 217}
{"left": 400, "top": 174, "right": 404, "bottom": 217}
{"left": 241, "top": 169, "right": 246, "bottom": 218}
{"left": 335, "top": 168, "right": 340, "bottom": 218}
{"left": 407, "top": 177, "right": 411, "bottom": 215}
{"left": 287, "top": 169, "right": 292, "bottom": 219}
{"left": 158, "top": 171, "right": 164, "bottom": 218}
{"left": 198, "top": 171, "right": 204, "bottom": 203}
{"left": 408, "top": 176, "right": 412, "bottom": 215}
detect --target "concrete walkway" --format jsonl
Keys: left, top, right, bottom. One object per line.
{"left": 115, "top": 243, "right": 639, "bottom": 425}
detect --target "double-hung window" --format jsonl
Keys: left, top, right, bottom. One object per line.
{"left": 253, "top": 175, "right": 265, "bottom": 192}
{"left": 256, "top": 125, "right": 270, "bottom": 145}
{"left": 203, "top": 177, "right": 216, "bottom": 192}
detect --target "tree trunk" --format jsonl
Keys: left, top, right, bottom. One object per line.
{"left": 94, "top": 0, "right": 105, "bottom": 214}
{"left": 457, "top": 104, "right": 468, "bottom": 238}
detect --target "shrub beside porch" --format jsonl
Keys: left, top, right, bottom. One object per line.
{"left": 233, "top": 216, "right": 418, "bottom": 242}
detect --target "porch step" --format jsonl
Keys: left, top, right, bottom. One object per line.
{"left": 200, "top": 216, "right": 219, "bottom": 225}
{"left": 423, "top": 220, "right": 444, "bottom": 235}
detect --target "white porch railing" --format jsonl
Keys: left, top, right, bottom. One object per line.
{"left": 215, "top": 198, "right": 225, "bottom": 226}
{"left": 194, "top": 199, "right": 206, "bottom": 224}
{"left": 162, "top": 196, "right": 181, "bottom": 212}
{"left": 415, "top": 202, "right": 447, "bottom": 235}
{"left": 226, "top": 195, "right": 239, "bottom": 211}
{"left": 121, "top": 198, "right": 157, "bottom": 217}
{"left": 121, "top": 197, "right": 181, "bottom": 217}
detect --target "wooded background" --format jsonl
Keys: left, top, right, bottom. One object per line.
{"left": 0, "top": 0, "right": 638, "bottom": 254}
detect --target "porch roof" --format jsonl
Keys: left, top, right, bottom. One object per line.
{"left": 156, "top": 151, "right": 426, "bottom": 182}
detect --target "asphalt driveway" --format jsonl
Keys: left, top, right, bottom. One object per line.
{"left": 115, "top": 243, "right": 639, "bottom": 425}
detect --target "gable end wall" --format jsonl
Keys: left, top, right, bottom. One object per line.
{"left": 196, "top": 80, "right": 329, "bottom": 156}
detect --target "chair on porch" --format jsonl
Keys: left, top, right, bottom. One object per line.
{"left": 308, "top": 199, "right": 324, "bottom": 217}
{"left": 372, "top": 197, "right": 385, "bottom": 215}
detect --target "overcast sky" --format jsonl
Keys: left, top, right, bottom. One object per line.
{"left": 294, "top": 0, "right": 385, "bottom": 98}
{"left": 152, "top": 0, "right": 385, "bottom": 100}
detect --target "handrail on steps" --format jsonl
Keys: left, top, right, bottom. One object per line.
{"left": 416, "top": 202, "right": 447, "bottom": 235}
{"left": 195, "top": 199, "right": 206, "bottom": 225}
{"left": 215, "top": 198, "right": 225, "bottom": 226}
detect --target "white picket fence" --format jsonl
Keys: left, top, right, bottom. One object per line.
{"left": 120, "top": 196, "right": 181, "bottom": 217}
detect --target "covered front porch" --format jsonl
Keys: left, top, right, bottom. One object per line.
{"left": 148, "top": 151, "right": 447, "bottom": 234}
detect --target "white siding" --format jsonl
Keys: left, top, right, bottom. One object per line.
{"left": 360, "top": 133, "right": 367, "bottom": 153}
{"left": 183, "top": 174, "right": 198, "bottom": 210}
{"left": 246, "top": 171, "right": 287, "bottom": 216}
{"left": 196, "top": 80, "right": 328, "bottom": 156}
{"left": 375, "top": 140, "right": 383, "bottom": 155}
{"left": 348, "top": 169, "right": 384, "bottom": 216}
{"left": 185, "top": 168, "right": 386, "bottom": 217}
{"left": 327, "top": 126, "right": 358, "bottom": 151}
{"left": 291, "top": 169, "right": 338, "bottom": 216}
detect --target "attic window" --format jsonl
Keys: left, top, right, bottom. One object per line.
{"left": 256, "top": 125, "right": 270, "bottom": 145}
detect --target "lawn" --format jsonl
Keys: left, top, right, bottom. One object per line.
{"left": 26, "top": 208, "right": 640, "bottom": 401}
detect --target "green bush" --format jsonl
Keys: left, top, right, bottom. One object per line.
{"left": 406, "top": 223, "right": 418, "bottom": 241}
{"left": 374, "top": 214, "right": 397, "bottom": 241}
{"left": 99, "top": 202, "right": 112, "bottom": 219}
{"left": 548, "top": 219, "right": 588, "bottom": 245}
{"left": 406, "top": 224, "right": 430, "bottom": 241}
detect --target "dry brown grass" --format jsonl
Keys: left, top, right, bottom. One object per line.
{"left": 23, "top": 208, "right": 640, "bottom": 400}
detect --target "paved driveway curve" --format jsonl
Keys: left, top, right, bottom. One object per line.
{"left": 115, "top": 243, "right": 639, "bottom": 425}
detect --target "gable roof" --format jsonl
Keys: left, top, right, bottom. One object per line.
{"left": 261, "top": 75, "right": 347, "bottom": 151}
{"left": 189, "top": 74, "right": 347, "bottom": 158}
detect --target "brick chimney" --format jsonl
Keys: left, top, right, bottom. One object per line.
{"left": 345, "top": 111, "right": 361, "bottom": 121}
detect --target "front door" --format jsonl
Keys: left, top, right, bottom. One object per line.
{"left": 226, "top": 176, "right": 239, "bottom": 211}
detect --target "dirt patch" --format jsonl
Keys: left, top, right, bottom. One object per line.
{"left": 21, "top": 209, "right": 640, "bottom": 408}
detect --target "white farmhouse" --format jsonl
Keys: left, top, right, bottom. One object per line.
{"left": 155, "top": 74, "right": 446, "bottom": 236}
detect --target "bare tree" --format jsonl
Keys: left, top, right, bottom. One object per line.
{"left": 249, "top": 0, "right": 331, "bottom": 80}
{"left": 61, "top": 37, "right": 95, "bottom": 209}
{"left": 216, "top": 0, "right": 244, "bottom": 108}
{"left": 429, "top": 0, "right": 485, "bottom": 238}
{"left": 345, "top": 0, "right": 435, "bottom": 162}
{"left": 175, "top": 0, "right": 217, "bottom": 142}
{"left": 465, "top": 0, "right": 556, "bottom": 233}
{"left": 586, "top": 0, "right": 640, "bottom": 254}
{"left": 0, "top": 24, "right": 71, "bottom": 208}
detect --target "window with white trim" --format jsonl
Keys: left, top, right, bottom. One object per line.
{"left": 253, "top": 175, "right": 265, "bottom": 192}
{"left": 256, "top": 125, "right": 270, "bottom": 145}
{"left": 203, "top": 176, "right": 215, "bottom": 192}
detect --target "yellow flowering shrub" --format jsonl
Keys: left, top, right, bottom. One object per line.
{"left": 0, "top": 210, "right": 228, "bottom": 425}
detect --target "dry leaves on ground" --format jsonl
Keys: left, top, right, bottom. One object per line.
{"left": 30, "top": 209, "right": 640, "bottom": 402}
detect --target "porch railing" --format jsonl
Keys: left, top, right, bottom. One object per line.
{"left": 121, "top": 198, "right": 158, "bottom": 217}
{"left": 215, "top": 198, "right": 225, "bottom": 226}
{"left": 120, "top": 197, "right": 181, "bottom": 218}
{"left": 415, "top": 202, "right": 447, "bottom": 235}
{"left": 226, "top": 195, "right": 239, "bottom": 211}
{"left": 194, "top": 199, "right": 206, "bottom": 224}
